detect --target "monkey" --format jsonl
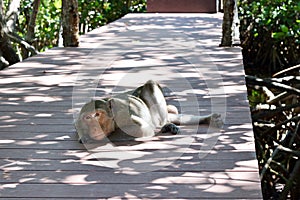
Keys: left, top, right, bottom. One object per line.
{"left": 75, "top": 80, "right": 223, "bottom": 143}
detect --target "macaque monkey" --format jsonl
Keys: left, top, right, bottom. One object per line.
{"left": 75, "top": 80, "right": 223, "bottom": 143}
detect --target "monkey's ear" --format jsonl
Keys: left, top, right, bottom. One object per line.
{"left": 106, "top": 99, "right": 114, "bottom": 117}
{"left": 107, "top": 99, "right": 112, "bottom": 109}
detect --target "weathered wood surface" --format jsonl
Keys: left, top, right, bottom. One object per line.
{"left": 0, "top": 13, "right": 262, "bottom": 199}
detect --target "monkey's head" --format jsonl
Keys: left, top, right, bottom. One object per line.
{"left": 75, "top": 100, "right": 115, "bottom": 143}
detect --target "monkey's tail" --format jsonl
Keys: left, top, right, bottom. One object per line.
{"left": 168, "top": 113, "right": 210, "bottom": 125}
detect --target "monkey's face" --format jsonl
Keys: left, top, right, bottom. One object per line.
{"left": 76, "top": 109, "right": 115, "bottom": 143}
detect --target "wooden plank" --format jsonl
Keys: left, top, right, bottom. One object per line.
{"left": 0, "top": 171, "right": 260, "bottom": 185}
{"left": 0, "top": 159, "right": 259, "bottom": 172}
{"left": 0, "top": 96, "right": 249, "bottom": 108}
{"left": 0, "top": 183, "right": 262, "bottom": 199}
{"left": 0, "top": 124, "right": 254, "bottom": 146}
{"left": 0, "top": 114, "right": 248, "bottom": 126}
{"left": 1, "top": 199, "right": 263, "bottom": 200}
{"left": 0, "top": 106, "right": 249, "bottom": 116}
{"left": 0, "top": 132, "right": 76, "bottom": 141}
{"left": 0, "top": 124, "right": 76, "bottom": 133}
{"left": 0, "top": 138, "right": 256, "bottom": 151}
{"left": 0, "top": 108, "right": 249, "bottom": 124}
{"left": 0, "top": 112, "right": 250, "bottom": 133}
{"left": 0, "top": 148, "right": 256, "bottom": 160}
{"left": 0, "top": 124, "right": 256, "bottom": 151}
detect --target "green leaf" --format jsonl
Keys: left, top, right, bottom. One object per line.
{"left": 280, "top": 25, "right": 289, "bottom": 33}
{"left": 272, "top": 32, "right": 285, "bottom": 39}
{"left": 53, "top": 0, "right": 61, "bottom": 9}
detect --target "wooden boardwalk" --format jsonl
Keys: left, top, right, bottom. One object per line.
{"left": 0, "top": 13, "right": 262, "bottom": 199}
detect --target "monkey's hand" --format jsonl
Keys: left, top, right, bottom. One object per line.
{"left": 160, "top": 123, "right": 180, "bottom": 135}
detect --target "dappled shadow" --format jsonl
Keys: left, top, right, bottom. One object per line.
{"left": 0, "top": 13, "right": 261, "bottom": 199}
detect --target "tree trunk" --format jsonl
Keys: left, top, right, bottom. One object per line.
{"left": 62, "top": 0, "right": 79, "bottom": 47}
{"left": 0, "top": 25, "right": 20, "bottom": 67}
{"left": 125, "top": 0, "right": 130, "bottom": 13}
{"left": 25, "top": 0, "right": 40, "bottom": 44}
{"left": 0, "top": 0, "right": 3, "bottom": 16}
{"left": 6, "top": 0, "right": 20, "bottom": 32}
{"left": 0, "top": 1, "right": 20, "bottom": 68}
{"left": 220, "top": 0, "right": 235, "bottom": 47}
{"left": 23, "top": 0, "right": 40, "bottom": 58}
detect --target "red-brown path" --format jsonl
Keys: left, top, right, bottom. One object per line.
{"left": 0, "top": 13, "right": 262, "bottom": 199}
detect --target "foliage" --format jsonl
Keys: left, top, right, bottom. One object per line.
{"left": 240, "top": 0, "right": 300, "bottom": 198}
{"left": 78, "top": 0, "right": 146, "bottom": 34}
{"left": 248, "top": 89, "right": 267, "bottom": 108}
{"left": 18, "top": 0, "right": 62, "bottom": 52}
{"left": 1, "top": 0, "right": 146, "bottom": 64}
{"left": 239, "top": 0, "right": 300, "bottom": 76}
{"left": 247, "top": 74, "right": 300, "bottom": 199}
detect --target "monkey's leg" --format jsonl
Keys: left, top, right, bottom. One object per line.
{"left": 138, "top": 80, "right": 168, "bottom": 127}
{"left": 167, "top": 105, "right": 178, "bottom": 114}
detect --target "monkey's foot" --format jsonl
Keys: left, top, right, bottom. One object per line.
{"left": 161, "top": 123, "right": 180, "bottom": 135}
{"left": 209, "top": 113, "right": 224, "bottom": 128}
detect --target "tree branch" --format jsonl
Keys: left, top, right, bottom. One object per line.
{"left": 246, "top": 75, "right": 300, "bottom": 96}
{"left": 279, "top": 159, "right": 300, "bottom": 200}
{"left": 7, "top": 32, "right": 38, "bottom": 56}
{"left": 273, "top": 64, "right": 300, "bottom": 77}
{"left": 262, "top": 115, "right": 300, "bottom": 135}
{"left": 252, "top": 103, "right": 300, "bottom": 120}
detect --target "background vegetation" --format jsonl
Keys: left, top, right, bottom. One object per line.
{"left": 239, "top": 0, "right": 300, "bottom": 199}
{"left": 19, "top": 0, "right": 62, "bottom": 52}
{"left": 0, "top": 0, "right": 146, "bottom": 69}
{"left": 239, "top": 0, "right": 299, "bottom": 76}
{"left": 78, "top": 0, "right": 146, "bottom": 34}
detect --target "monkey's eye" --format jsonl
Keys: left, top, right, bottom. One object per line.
{"left": 85, "top": 115, "right": 92, "bottom": 120}
{"left": 94, "top": 113, "right": 100, "bottom": 117}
